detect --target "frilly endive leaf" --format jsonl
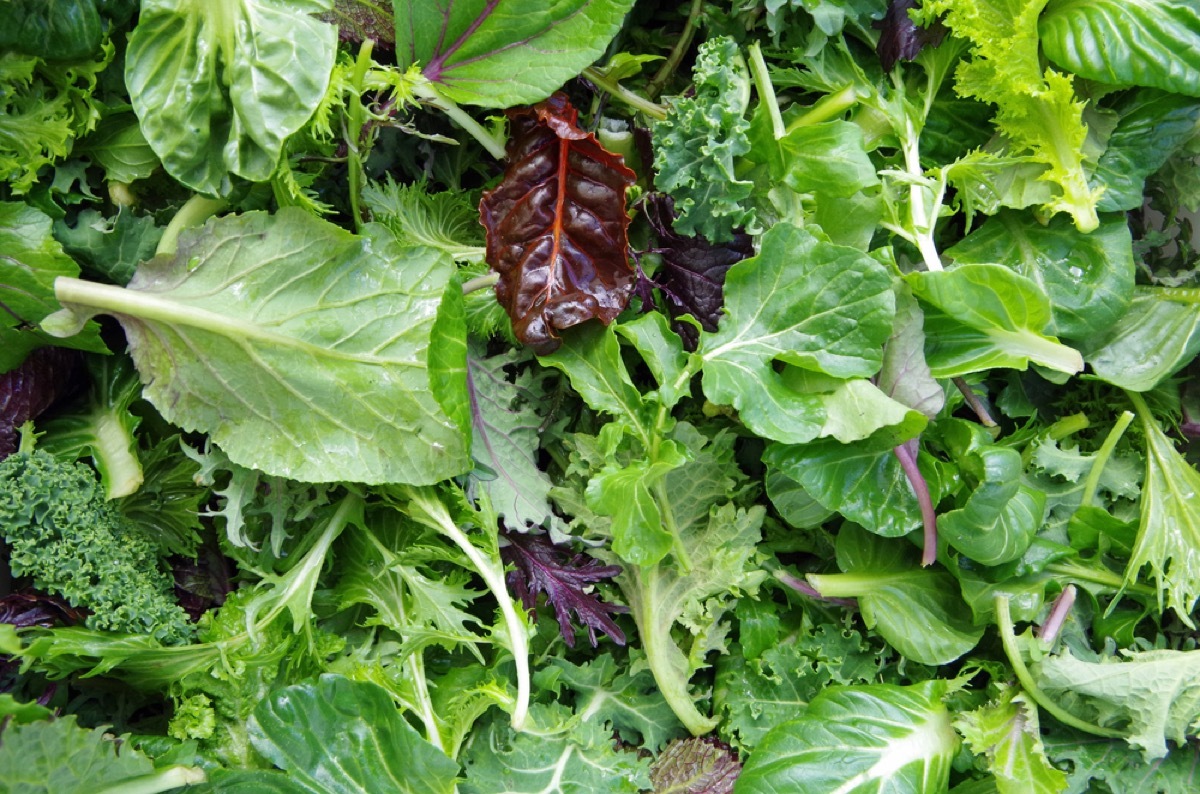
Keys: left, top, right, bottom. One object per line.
{"left": 481, "top": 93, "right": 637, "bottom": 354}
{"left": 44, "top": 208, "right": 470, "bottom": 485}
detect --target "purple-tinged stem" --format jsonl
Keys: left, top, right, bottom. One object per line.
{"left": 774, "top": 570, "right": 858, "bottom": 609}
{"left": 953, "top": 377, "right": 997, "bottom": 427}
{"left": 893, "top": 439, "right": 938, "bottom": 566}
{"left": 1038, "top": 584, "right": 1077, "bottom": 644}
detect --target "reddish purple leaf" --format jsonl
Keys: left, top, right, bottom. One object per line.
{"left": 649, "top": 737, "right": 742, "bottom": 794}
{"left": 641, "top": 193, "right": 752, "bottom": 350}
{"left": 875, "top": 0, "right": 947, "bottom": 71}
{"left": 481, "top": 93, "right": 638, "bottom": 355}
{"left": 0, "top": 347, "right": 82, "bottom": 460}
{"left": 500, "top": 529, "right": 628, "bottom": 648}
{"left": 0, "top": 591, "right": 86, "bottom": 629}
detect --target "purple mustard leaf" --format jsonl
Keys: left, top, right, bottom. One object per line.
{"left": 875, "top": 0, "right": 947, "bottom": 71}
{"left": 500, "top": 529, "right": 628, "bottom": 648}
{"left": 0, "top": 347, "right": 83, "bottom": 460}
{"left": 641, "top": 193, "right": 752, "bottom": 351}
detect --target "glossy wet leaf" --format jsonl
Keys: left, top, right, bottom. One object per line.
{"left": 481, "top": 94, "right": 637, "bottom": 355}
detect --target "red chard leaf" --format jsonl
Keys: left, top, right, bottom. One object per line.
{"left": 481, "top": 93, "right": 638, "bottom": 355}
{"left": 500, "top": 528, "right": 628, "bottom": 648}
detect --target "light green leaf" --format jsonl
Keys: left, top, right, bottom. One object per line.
{"left": 44, "top": 209, "right": 470, "bottom": 485}
{"left": 587, "top": 440, "right": 689, "bottom": 567}
{"left": 126, "top": 0, "right": 337, "bottom": 195}
{"left": 249, "top": 675, "right": 460, "bottom": 794}
{"left": 734, "top": 681, "right": 959, "bottom": 794}
{"left": 1083, "top": 291, "right": 1200, "bottom": 392}
{"left": 701, "top": 222, "right": 895, "bottom": 444}
{"left": 1125, "top": 392, "right": 1200, "bottom": 627}
{"left": 780, "top": 367, "right": 927, "bottom": 446}
{"left": 955, "top": 686, "right": 1067, "bottom": 794}
{"left": 1040, "top": 0, "right": 1200, "bottom": 97}
{"left": 79, "top": 115, "right": 159, "bottom": 185}
{"left": 395, "top": 0, "right": 636, "bottom": 108}
{"left": 615, "top": 312, "right": 693, "bottom": 411}
{"left": 878, "top": 284, "right": 945, "bottom": 419}
{"left": 542, "top": 323, "right": 648, "bottom": 437}
{"left": 363, "top": 179, "right": 486, "bottom": 263}
{"left": 0, "top": 716, "right": 157, "bottom": 794}
{"left": 1, "top": 201, "right": 107, "bottom": 371}
{"left": 908, "top": 264, "right": 1083, "bottom": 377}
{"left": 945, "top": 212, "right": 1134, "bottom": 339}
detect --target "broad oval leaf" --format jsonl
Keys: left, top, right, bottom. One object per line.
{"left": 945, "top": 211, "right": 1134, "bottom": 340}
{"left": 126, "top": 0, "right": 336, "bottom": 196}
{"left": 249, "top": 675, "right": 460, "bottom": 794}
{"left": 396, "top": 0, "right": 636, "bottom": 108}
{"left": 1040, "top": 0, "right": 1200, "bottom": 97}
{"left": 734, "top": 681, "right": 958, "bottom": 794}
{"left": 481, "top": 94, "right": 637, "bottom": 355}
{"left": 44, "top": 208, "right": 470, "bottom": 485}
{"left": 1083, "top": 291, "right": 1200, "bottom": 392}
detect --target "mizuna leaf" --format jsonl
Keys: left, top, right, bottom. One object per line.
{"left": 481, "top": 93, "right": 638, "bottom": 355}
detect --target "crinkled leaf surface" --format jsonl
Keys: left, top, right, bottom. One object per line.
{"left": 734, "top": 681, "right": 958, "bottom": 794}
{"left": 249, "top": 674, "right": 460, "bottom": 794}
{"left": 0, "top": 715, "right": 158, "bottom": 794}
{"left": 1040, "top": 0, "right": 1200, "bottom": 97}
{"left": 1, "top": 201, "right": 106, "bottom": 371}
{"left": 945, "top": 211, "right": 1134, "bottom": 340}
{"left": 482, "top": 94, "right": 637, "bottom": 355}
{"left": 395, "top": 0, "right": 635, "bottom": 107}
{"left": 954, "top": 686, "right": 1066, "bottom": 794}
{"left": 126, "top": 0, "right": 336, "bottom": 196}
{"left": 700, "top": 222, "right": 895, "bottom": 445}
{"left": 649, "top": 737, "right": 741, "bottom": 794}
{"left": 44, "top": 208, "right": 470, "bottom": 485}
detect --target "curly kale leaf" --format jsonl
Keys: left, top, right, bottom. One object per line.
{"left": 652, "top": 36, "right": 756, "bottom": 243}
{"left": 0, "top": 450, "right": 192, "bottom": 644}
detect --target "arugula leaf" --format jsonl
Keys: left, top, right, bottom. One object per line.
{"left": 126, "top": 0, "right": 337, "bottom": 196}
{"left": 735, "top": 681, "right": 959, "bottom": 794}
{"left": 1040, "top": 0, "right": 1200, "bottom": 97}
{"left": 44, "top": 209, "right": 471, "bottom": 485}
{"left": 395, "top": 0, "right": 636, "bottom": 107}
{"left": 700, "top": 222, "right": 895, "bottom": 444}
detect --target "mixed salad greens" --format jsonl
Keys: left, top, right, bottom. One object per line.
{"left": 2, "top": 0, "right": 1200, "bottom": 791}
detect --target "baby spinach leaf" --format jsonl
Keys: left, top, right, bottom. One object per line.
{"left": 1092, "top": 90, "right": 1200, "bottom": 212}
{"left": 908, "top": 263, "right": 1084, "bottom": 377}
{"left": 1040, "top": 0, "right": 1200, "bottom": 97}
{"left": 126, "top": 0, "right": 337, "bottom": 196}
{"left": 735, "top": 681, "right": 958, "bottom": 794}
{"left": 1, "top": 201, "right": 107, "bottom": 371}
{"left": 44, "top": 208, "right": 470, "bottom": 485}
{"left": 1084, "top": 291, "right": 1200, "bottom": 392}
{"left": 395, "top": 0, "right": 635, "bottom": 107}
{"left": 945, "top": 212, "right": 1134, "bottom": 340}
{"left": 701, "top": 222, "right": 895, "bottom": 445}
{"left": 481, "top": 93, "right": 637, "bottom": 354}
{"left": 249, "top": 675, "right": 460, "bottom": 793}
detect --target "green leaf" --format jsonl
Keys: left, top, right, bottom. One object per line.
{"left": 734, "top": 681, "right": 959, "bottom": 794}
{"left": 43, "top": 209, "right": 470, "bottom": 485}
{"left": 249, "top": 675, "right": 460, "bottom": 793}
{"left": 541, "top": 323, "right": 648, "bottom": 437}
{"left": 701, "top": 222, "right": 895, "bottom": 444}
{"left": 747, "top": 117, "right": 879, "bottom": 198}
{"left": 944, "top": 212, "right": 1134, "bottom": 340}
{"left": 587, "top": 440, "right": 689, "bottom": 567}
{"left": 1032, "top": 646, "right": 1200, "bottom": 761}
{"left": 878, "top": 284, "right": 945, "bottom": 419}
{"left": 908, "top": 264, "right": 1084, "bottom": 377}
{"left": 1045, "top": 733, "right": 1200, "bottom": 793}
{"left": 1092, "top": 90, "right": 1200, "bottom": 212}
{"left": 0, "top": 715, "right": 158, "bottom": 794}
{"left": 466, "top": 344, "right": 556, "bottom": 531}
{"left": 363, "top": 178, "right": 486, "bottom": 263}
{"left": 615, "top": 312, "right": 693, "bottom": 411}
{"left": 126, "top": 0, "right": 337, "bottom": 196}
{"left": 810, "top": 527, "right": 984, "bottom": 665}
{"left": 1125, "top": 392, "right": 1200, "bottom": 627}
{"left": 1083, "top": 291, "right": 1200, "bottom": 392}
{"left": 460, "top": 705, "right": 651, "bottom": 794}
{"left": 937, "top": 419, "right": 1045, "bottom": 566}
{"left": 395, "top": 0, "right": 636, "bottom": 108}
{"left": 0, "top": 0, "right": 103, "bottom": 61}
{"left": 919, "top": 0, "right": 1103, "bottom": 231}
{"left": 653, "top": 36, "right": 756, "bottom": 242}
{"left": 54, "top": 208, "right": 163, "bottom": 286}
{"left": 779, "top": 367, "right": 928, "bottom": 446}
{"left": 78, "top": 115, "right": 159, "bottom": 185}
{"left": 956, "top": 686, "right": 1067, "bottom": 794}
{"left": 1040, "top": 0, "right": 1200, "bottom": 97}
{"left": 0, "top": 201, "right": 107, "bottom": 371}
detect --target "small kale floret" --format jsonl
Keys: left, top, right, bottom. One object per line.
{"left": 0, "top": 450, "right": 192, "bottom": 644}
